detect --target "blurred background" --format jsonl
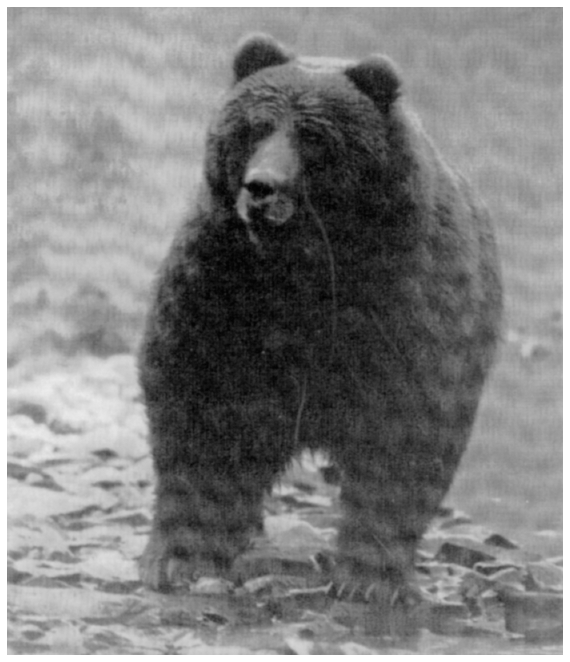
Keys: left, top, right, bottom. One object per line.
{"left": 7, "top": 8, "right": 562, "bottom": 553}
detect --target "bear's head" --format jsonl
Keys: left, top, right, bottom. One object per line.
{"left": 205, "top": 34, "right": 414, "bottom": 253}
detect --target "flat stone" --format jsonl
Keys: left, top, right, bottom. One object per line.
{"left": 526, "top": 561, "right": 563, "bottom": 592}
{"left": 428, "top": 602, "right": 470, "bottom": 635}
{"left": 502, "top": 590, "right": 563, "bottom": 638}
{"left": 483, "top": 533, "right": 519, "bottom": 549}
{"left": 435, "top": 542, "right": 496, "bottom": 568}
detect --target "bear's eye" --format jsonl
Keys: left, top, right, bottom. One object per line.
{"left": 297, "top": 128, "right": 327, "bottom": 148}
{"left": 297, "top": 120, "right": 344, "bottom": 151}
{"left": 296, "top": 128, "right": 341, "bottom": 170}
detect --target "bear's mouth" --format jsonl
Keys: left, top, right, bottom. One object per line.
{"left": 236, "top": 184, "right": 297, "bottom": 247}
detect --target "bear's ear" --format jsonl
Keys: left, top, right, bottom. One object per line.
{"left": 233, "top": 33, "right": 293, "bottom": 83}
{"left": 345, "top": 55, "right": 401, "bottom": 112}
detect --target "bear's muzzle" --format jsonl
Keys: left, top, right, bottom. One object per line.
{"left": 237, "top": 181, "right": 296, "bottom": 228}
{"left": 236, "top": 128, "right": 299, "bottom": 232}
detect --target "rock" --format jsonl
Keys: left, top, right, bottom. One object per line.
{"left": 330, "top": 599, "right": 425, "bottom": 638}
{"left": 265, "top": 516, "right": 330, "bottom": 550}
{"left": 428, "top": 602, "right": 470, "bottom": 635}
{"left": 189, "top": 577, "right": 234, "bottom": 595}
{"left": 8, "top": 416, "right": 57, "bottom": 457}
{"left": 288, "top": 586, "right": 331, "bottom": 611}
{"left": 435, "top": 509, "right": 473, "bottom": 530}
{"left": 525, "top": 561, "right": 563, "bottom": 592}
{"left": 546, "top": 556, "right": 563, "bottom": 567}
{"left": 502, "top": 590, "right": 563, "bottom": 639}
{"left": 486, "top": 567, "right": 526, "bottom": 593}
{"left": 473, "top": 561, "right": 523, "bottom": 576}
{"left": 435, "top": 541, "right": 496, "bottom": 568}
{"left": 460, "top": 569, "right": 493, "bottom": 598}
{"left": 7, "top": 564, "right": 32, "bottom": 585}
{"left": 483, "top": 533, "right": 519, "bottom": 549}
{"left": 8, "top": 400, "right": 48, "bottom": 424}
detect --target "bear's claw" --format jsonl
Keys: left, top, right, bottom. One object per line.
{"left": 139, "top": 531, "right": 222, "bottom": 591}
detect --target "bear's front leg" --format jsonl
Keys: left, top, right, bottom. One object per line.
{"left": 139, "top": 386, "right": 285, "bottom": 590}
{"left": 140, "top": 453, "right": 267, "bottom": 591}
{"left": 331, "top": 426, "right": 464, "bottom": 633}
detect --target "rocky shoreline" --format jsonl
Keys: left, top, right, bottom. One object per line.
{"left": 8, "top": 354, "right": 563, "bottom": 654}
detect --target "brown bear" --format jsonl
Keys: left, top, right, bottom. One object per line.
{"left": 139, "top": 34, "right": 502, "bottom": 610}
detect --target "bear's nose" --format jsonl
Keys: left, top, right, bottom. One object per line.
{"left": 244, "top": 175, "right": 277, "bottom": 201}
{"left": 237, "top": 171, "right": 296, "bottom": 228}
{"left": 237, "top": 182, "right": 296, "bottom": 228}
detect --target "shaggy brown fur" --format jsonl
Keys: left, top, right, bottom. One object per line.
{"left": 139, "top": 34, "right": 502, "bottom": 604}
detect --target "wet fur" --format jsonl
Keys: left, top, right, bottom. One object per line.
{"left": 139, "top": 39, "right": 502, "bottom": 593}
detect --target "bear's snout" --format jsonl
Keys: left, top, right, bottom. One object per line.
{"left": 237, "top": 179, "right": 296, "bottom": 228}
{"left": 236, "top": 129, "right": 299, "bottom": 229}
